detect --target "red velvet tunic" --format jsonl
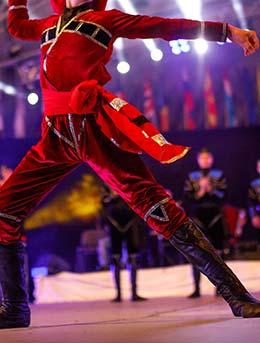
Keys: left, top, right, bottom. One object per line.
{"left": 8, "top": 0, "right": 228, "bottom": 163}
{"left": 8, "top": 0, "right": 227, "bottom": 91}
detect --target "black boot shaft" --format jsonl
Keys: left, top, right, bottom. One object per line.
{"left": 0, "top": 243, "right": 28, "bottom": 303}
{"left": 0, "top": 242, "right": 30, "bottom": 328}
{"left": 170, "top": 220, "right": 260, "bottom": 318}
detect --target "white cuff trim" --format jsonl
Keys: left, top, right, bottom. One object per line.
{"left": 201, "top": 21, "right": 206, "bottom": 37}
{"left": 9, "top": 5, "right": 27, "bottom": 11}
{"left": 220, "top": 23, "right": 228, "bottom": 42}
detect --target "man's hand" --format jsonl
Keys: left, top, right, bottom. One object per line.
{"left": 228, "top": 24, "right": 260, "bottom": 56}
{"left": 196, "top": 177, "right": 210, "bottom": 198}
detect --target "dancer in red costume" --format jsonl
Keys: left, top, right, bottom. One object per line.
{"left": 0, "top": 0, "right": 259, "bottom": 329}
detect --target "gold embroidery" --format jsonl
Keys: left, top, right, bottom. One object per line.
{"left": 91, "top": 27, "right": 101, "bottom": 39}
{"left": 42, "top": 26, "right": 57, "bottom": 35}
{"left": 63, "top": 30, "right": 108, "bottom": 49}
{"left": 142, "top": 131, "right": 149, "bottom": 138}
{"left": 151, "top": 134, "right": 170, "bottom": 147}
{"left": 110, "top": 98, "right": 128, "bottom": 112}
{"left": 78, "top": 20, "right": 112, "bottom": 37}
{"left": 163, "top": 147, "right": 191, "bottom": 164}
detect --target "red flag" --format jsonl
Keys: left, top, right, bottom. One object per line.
{"left": 223, "top": 73, "right": 236, "bottom": 127}
{"left": 257, "top": 66, "right": 260, "bottom": 103}
{"left": 0, "top": 93, "right": 4, "bottom": 134}
{"left": 204, "top": 71, "right": 218, "bottom": 129}
{"left": 14, "top": 95, "right": 26, "bottom": 138}
{"left": 143, "top": 81, "right": 157, "bottom": 125}
{"left": 159, "top": 105, "right": 170, "bottom": 132}
{"left": 183, "top": 71, "right": 196, "bottom": 130}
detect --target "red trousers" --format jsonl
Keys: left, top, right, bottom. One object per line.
{"left": 0, "top": 115, "right": 188, "bottom": 244}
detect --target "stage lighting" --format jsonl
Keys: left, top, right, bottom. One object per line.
{"left": 114, "top": 38, "right": 124, "bottom": 50}
{"left": 27, "top": 92, "right": 39, "bottom": 105}
{"left": 231, "top": 0, "right": 247, "bottom": 28}
{"left": 170, "top": 41, "right": 182, "bottom": 55}
{"left": 179, "top": 40, "right": 191, "bottom": 53}
{"left": 117, "top": 61, "right": 130, "bottom": 74}
{"left": 0, "top": 82, "right": 17, "bottom": 96}
{"left": 177, "top": 0, "right": 202, "bottom": 20}
{"left": 172, "top": 47, "right": 181, "bottom": 55}
{"left": 4, "top": 85, "right": 17, "bottom": 96}
{"left": 151, "top": 49, "right": 163, "bottom": 62}
{"left": 194, "top": 39, "right": 208, "bottom": 54}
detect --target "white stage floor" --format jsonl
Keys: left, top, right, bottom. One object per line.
{"left": 0, "top": 261, "right": 260, "bottom": 343}
{"left": 34, "top": 261, "right": 260, "bottom": 303}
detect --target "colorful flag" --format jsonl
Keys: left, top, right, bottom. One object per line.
{"left": 256, "top": 65, "right": 260, "bottom": 122}
{"left": 143, "top": 81, "right": 157, "bottom": 125}
{"left": 256, "top": 65, "right": 260, "bottom": 105}
{"left": 241, "top": 67, "right": 257, "bottom": 126}
{"left": 159, "top": 105, "right": 170, "bottom": 132}
{"left": 183, "top": 71, "right": 196, "bottom": 130}
{"left": 223, "top": 73, "right": 236, "bottom": 128}
{"left": 0, "top": 93, "right": 4, "bottom": 135}
{"left": 204, "top": 71, "right": 218, "bottom": 129}
{"left": 14, "top": 95, "right": 26, "bottom": 138}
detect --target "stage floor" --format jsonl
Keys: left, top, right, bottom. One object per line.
{"left": 1, "top": 261, "right": 260, "bottom": 342}
{"left": 1, "top": 296, "right": 260, "bottom": 343}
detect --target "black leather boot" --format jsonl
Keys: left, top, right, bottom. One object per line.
{"left": 169, "top": 220, "right": 260, "bottom": 318}
{"left": 110, "top": 257, "right": 122, "bottom": 302}
{"left": 128, "top": 255, "right": 147, "bottom": 302}
{"left": 0, "top": 242, "right": 31, "bottom": 329}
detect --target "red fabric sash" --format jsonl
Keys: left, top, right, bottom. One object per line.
{"left": 42, "top": 80, "right": 191, "bottom": 164}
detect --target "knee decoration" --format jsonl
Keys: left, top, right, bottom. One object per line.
{"left": 143, "top": 197, "right": 188, "bottom": 240}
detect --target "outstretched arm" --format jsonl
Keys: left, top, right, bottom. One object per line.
{"left": 108, "top": 9, "right": 228, "bottom": 42}
{"left": 8, "top": 0, "right": 56, "bottom": 41}
{"left": 108, "top": 9, "right": 259, "bottom": 55}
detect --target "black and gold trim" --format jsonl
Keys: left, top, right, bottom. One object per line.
{"left": 131, "top": 115, "right": 149, "bottom": 126}
{"left": 41, "top": 20, "right": 112, "bottom": 49}
{"left": 41, "top": 26, "right": 57, "bottom": 47}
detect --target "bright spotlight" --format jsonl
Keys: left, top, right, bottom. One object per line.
{"left": 170, "top": 41, "right": 182, "bottom": 55}
{"left": 179, "top": 40, "right": 191, "bottom": 53}
{"left": 114, "top": 38, "right": 124, "bottom": 50}
{"left": 177, "top": 0, "right": 202, "bottom": 20}
{"left": 151, "top": 49, "right": 163, "bottom": 62}
{"left": 117, "top": 61, "right": 130, "bottom": 74}
{"left": 27, "top": 92, "right": 39, "bottom": 105}
{"left": 4, "top": 85, "right": 17, "bottom": 96}
{"left": 172, "top": 47, "right": 181, "bottom": 55}
{"left": 194, "top": 39, "right": 208, "bottom": 54}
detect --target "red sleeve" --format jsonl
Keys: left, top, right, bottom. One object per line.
{"left": 8, "top": 0, "right": 56, "bottom": 41}
{"left": 108, "top": 9, "right": 227, "bottom": 42}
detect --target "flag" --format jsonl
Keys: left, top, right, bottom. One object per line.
{"left": 223, "top": 73, "right": 236, "bottom": 128}
{"left": 14, "top": 94, "right": 26, "bottom": 138}
{"left": 241, "top": 67, "right": 257, "bottom": 126}
{"left": 183, "top": 71, "right": 196, "bottom": 130}
{"left": 257, "top": 66, "right": 260, "bottom": 103}
{"left": 143, "top": 81, "right": 157, "bottom": 125}
{"left": 204, "top": 71, "right": 218, "bottom": 129}
{"left": 0, "top": 92, "right": 4, "bottom": 135}
{"left": 159, "top": 105, "right": 170, "bottom": 132}
{"left": 256, "top": 65, "right": 260, "bottom": 122}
